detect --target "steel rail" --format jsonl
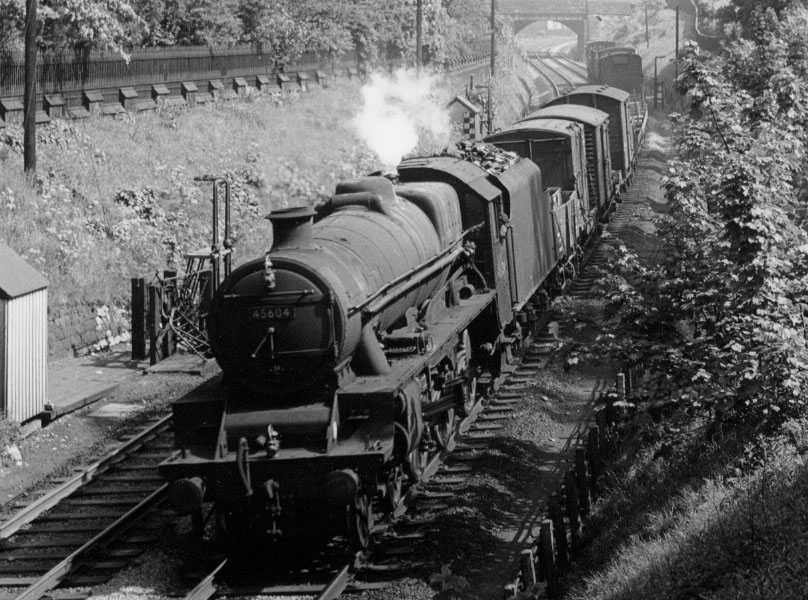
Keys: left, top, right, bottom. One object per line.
{"left": 315, "top": 564, "right": 351, "bottom": 600}
{"left": 14, "top": 484, "right": 168, "bottom": 600}
{"left": 183, "top": 558, "right": 228, "bottom": 600}
{"left": 536, "top": 57, "right": 576, "bottom": 90}
{"left": 556, "top": 57, "right": 588, "bottom": 79}
{"left": 0, "top": 414, "right": 173, "bottom": 540}
{"left": 547, "top": 57, "right": 586, "bottom": 85}
{"left": 529, "top": 59, "right": 560, "bottom": 97}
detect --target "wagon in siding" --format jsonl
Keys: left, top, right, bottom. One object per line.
{"left": 544, "top": 85, "right": 635, "bottom": 185}
{"left": 520, "top": 105, "right": 615, "bottom": 218}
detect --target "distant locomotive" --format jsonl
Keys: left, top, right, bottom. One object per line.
{"left": 159, "top": 50, "right": 646, "bottom": 550}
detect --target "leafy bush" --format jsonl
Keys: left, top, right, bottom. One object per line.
{"left": 596, "top": 6, "right": 808, "bottom": 428}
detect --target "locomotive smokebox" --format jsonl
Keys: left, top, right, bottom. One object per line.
{"left": 267, "top": 206, "right": 316, "bottom": 250}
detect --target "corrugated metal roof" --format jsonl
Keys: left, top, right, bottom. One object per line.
{"left": 564, "top": 85, "right": 630, "bottom": 102}
{"left": 0, "top": 242, "right": 48, "bottom": 299}
{"left": 522, "top": 105, "right": 609, "bottom": 127}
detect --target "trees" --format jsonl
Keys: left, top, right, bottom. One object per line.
{"left": 0, "top": 0, "right": 487, "bottom": 63}
{"left": 602, "top": 6, "right": 808, "bottom": 428}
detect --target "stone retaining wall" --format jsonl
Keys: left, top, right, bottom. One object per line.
{"left": 48, "top": 303, "right": 130, "bottom": 357}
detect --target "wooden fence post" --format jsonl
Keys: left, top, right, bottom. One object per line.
{"left": 587, "top": 426, "right": 601, "bottom": 496}
{"left": 162, "top": 270, "right": 177, "bottom": 358}
{"left": 564, "top": 470, "right": 581, "bottom": 550}
{"left": 575, "top": 448, "right": 590, "bottom": 517}
{"left": 520, "top": 548, "right": 537, "bottom": 588}
{"left": 540, "top": 518, "right": 559, "bottom": 598}
{"left": 617, "top": 372, "right": 626, "bottom": 400}
{"left": 502, "top": 583, "right": 518, "bottom": 599}
{"left": 131, "top": 277, "right": 146, "bottom": 360}
{"left": 549, "top": 493, "right": 569, "bottom": 572}
{"left": 147, "top": 284, "right": 161, "bottom": 365}
{"left": 596, "top": 408, "right": 609, "bottom": 451}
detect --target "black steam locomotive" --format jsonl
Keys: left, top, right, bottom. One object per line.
{"left": 159, "top": 63, "right": 646, "bottom": 549}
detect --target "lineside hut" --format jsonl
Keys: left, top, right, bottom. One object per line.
{"left": 447, "top": 95, "right": 482, "bottom": 140}
{"left": 0, "top": 243, "right": 48, "bottom": 423}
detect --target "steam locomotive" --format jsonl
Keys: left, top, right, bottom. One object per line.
{"left": 159, "top": 63, "right": 646, "bottom": 549}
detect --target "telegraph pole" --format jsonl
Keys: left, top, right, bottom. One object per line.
{"left": 23, "top": 0, "right": 37, "bottom": 173}
{"left": 488, "top": 0, "right": 495, "bottom": 132}
{"left": 674, "top": 5, "right": 680, "bottom": 80}
{"left": 415, "top": 0, "right": 423, "bottom": 75}
{"left": 645, "top": 2, "right": 650, "bottom": 47}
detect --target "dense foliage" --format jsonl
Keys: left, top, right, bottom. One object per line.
{"left": 0, "top": 0, "right": 489, "bottom": 65}
{"left": 601, "top": 1, "right": 808, "bottom": 428}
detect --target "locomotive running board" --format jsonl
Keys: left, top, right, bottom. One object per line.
{"left": 338, "top": 291, "right": 497, "bottom": 398}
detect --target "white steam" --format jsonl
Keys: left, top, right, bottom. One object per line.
{"left": 354, "top": 68, "right": 451, "bottom": 168}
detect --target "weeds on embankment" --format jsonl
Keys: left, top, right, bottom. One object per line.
{"left": 0, "top": 82, "right": 384, "bottom": 305}
{"left": 0, "top": 49, "right": 536, "bottom": 311}
{"left": 562, "top": 415, "right": 808, "bottom": 600}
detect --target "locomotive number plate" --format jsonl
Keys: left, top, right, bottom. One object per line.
{"left": 250, "top": 306, "right": 295, "bottom": 321}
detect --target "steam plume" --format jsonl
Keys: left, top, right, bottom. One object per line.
{"left": 354, "top": 68, "right": 451, "bottom": 168}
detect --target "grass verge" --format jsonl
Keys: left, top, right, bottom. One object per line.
{"left": 562, "top": 412, "right": 808, "bottom": 600}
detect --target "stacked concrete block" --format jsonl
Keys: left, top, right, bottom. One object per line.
{"left": 83, "top": 90, "right": 104, "bottom": 115}
{"left": 256, "top": 75, "right": 271, "bottom": 92}
{"left": 208, "top": 79, "right": 224, "bottom": 101}
{"left": 44, "top": 94, "right": 65, "bottom": 119}
{"left": 0, "top": 98, "right": 23, "bottom": 125}
{"left": 182, "top": 81, "right": 199, "bottom": 106}
{"left": 233, "top": 77, "right": 248, "bottom": 96}
{"left": 152, "top": 84, "right": 170, "bottom": 105}
{"left": 119, "top": 87, "right": 139, "bottom": 111}
{"left": 297, "top": 72, "right": 311, "bottom": 92}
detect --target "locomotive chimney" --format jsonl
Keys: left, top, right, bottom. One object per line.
{"left": 267, "top": 206, "right": 316, "bottom": 250}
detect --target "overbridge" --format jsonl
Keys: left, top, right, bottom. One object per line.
{"left": 500, "top": 0, "right": 637, "bottom": 55}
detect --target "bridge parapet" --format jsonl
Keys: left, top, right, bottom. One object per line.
{"left": 500, "top": 0, "right": 634, "bottom": 18}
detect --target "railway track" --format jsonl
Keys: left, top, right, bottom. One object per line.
{"left": 534, "top": 56, "right": 588, "bottom": 93}
{"left": 0, "top": 414, "right": 176, "bottom": 599}
{"left": 175, "top": 348, "right": 557, "bottom": 600}
{"left": 529, "top": 57, "right": 576, "bottom": 96}
{"left": 0, "top": 336, "right": 553, "bottom": 600}
{"left": 551, "top": 56, "right": 588, "bottom": 81}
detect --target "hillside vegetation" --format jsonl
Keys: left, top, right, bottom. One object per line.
{"left": 559, "top": 2, "right": 808, "bottom": 598}
{"left": 0, "top": 82, "right": 423, "bottom": 305}
{"left": 0, "top": 0, "right": 491, "bottom": 64}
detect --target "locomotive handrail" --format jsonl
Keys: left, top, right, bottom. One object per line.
{"left": 349, "top": 222, "right": 484, "bottom": 317}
